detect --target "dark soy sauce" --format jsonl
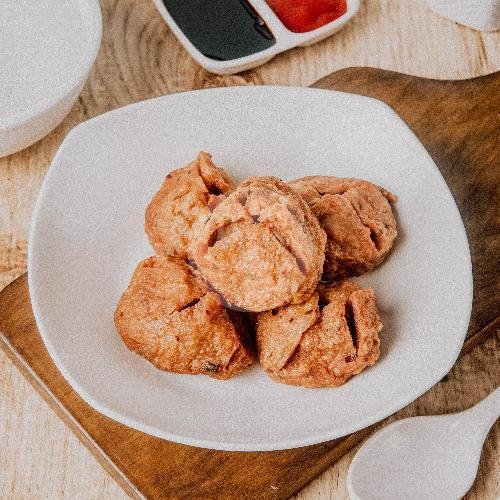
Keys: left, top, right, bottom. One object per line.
{"left": 161, "top": 0, "right": 276, "bottom": 61}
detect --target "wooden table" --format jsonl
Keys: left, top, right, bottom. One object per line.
{"left": 0, "top": 0, "right": 499, "bottom": 497}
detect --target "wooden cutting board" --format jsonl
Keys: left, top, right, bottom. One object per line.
{"left": 0, "top": 68, "right": 498, "bottom": 499}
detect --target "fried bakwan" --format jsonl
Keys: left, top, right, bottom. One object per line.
{"left": 193, "top": 176, "right": 326, "bottom": 312}
{"left": 256, "top": 280, "right": 382, "bottom": 387}
{"left": 290, "top": 176, "right": 397, "bottom": 280}
{"left": 115, "top": 255, "right": 254, "bottom": 379}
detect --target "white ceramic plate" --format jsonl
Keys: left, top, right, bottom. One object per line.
{"left": 29, "top": 87, "right": 472, "bottom": 451}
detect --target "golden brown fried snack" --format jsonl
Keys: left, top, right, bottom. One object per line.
{"left": 192, "top": 176, "right": 326, "bottom": 312}
{"left": 256, "top": 281, "right": 382, "bottom": 387}
{"left": 289, "top": 176, "right": 397, "bottom": 280}
{"left": 114, "top": 255, "right": 254, "bottom": 379}
{"left": 145, "top": 152, "right": 233, "bottom": 259}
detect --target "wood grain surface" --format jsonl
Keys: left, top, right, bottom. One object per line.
{"left": 1, "top": 0, "right": 499, "bottom": 497}
{"left": 1, "top": 64, "right": 500, "bottom": 497}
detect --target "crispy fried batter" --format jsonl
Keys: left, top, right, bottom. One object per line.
{"left": 114, "top": 255, "right": 254, "bottom": 379}
{"left": 145, "top": 152, "right": 233, "bottom": 259}
{"left": 290, "top": 176, "right": 397, "bottom": 280}
{"left": 256, "top": 280, "right": 382, "bottom": 387}
{"left": 192, "top": 176, "right": 326, "bottom": 312}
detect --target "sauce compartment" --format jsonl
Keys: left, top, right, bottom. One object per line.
{"left": 266, "top": 0, "right": 347, "bottom": 33}
{"left": 160, "top": 0, "right": 275, "bottom": 61}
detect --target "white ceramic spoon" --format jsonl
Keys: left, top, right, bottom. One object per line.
{"left": 348, "top": 388, "right": 500, "bottom": 500}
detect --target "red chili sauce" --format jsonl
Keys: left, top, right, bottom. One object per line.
{"left": 267, "top": 0, "right": 347, "bottom": 33}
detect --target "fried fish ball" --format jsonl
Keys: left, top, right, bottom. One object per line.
{"left": 256, "top": 280, "right": 382, "bottom": 387}
{"left": 114, "top": 255, "right": 254, "bottom": 379}
{"left": 145, "top": 152, "right": 233, "bottom": 259}
{"left": 289, "top": 176, "right": 397, "bottom": 280}
{"left": 192, "top": 176, "right": 326, "bottom": 312}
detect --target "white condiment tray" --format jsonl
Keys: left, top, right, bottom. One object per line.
{"left": 152, "top": 0, "right": 360, "bottom": 75}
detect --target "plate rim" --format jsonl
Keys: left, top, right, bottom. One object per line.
{"left": 28, "top": 86, "right": 473, "bottom": 451}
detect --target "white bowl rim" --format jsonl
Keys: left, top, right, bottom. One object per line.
{"left": 1, "top": 0, "right": 102, "bottom": 129}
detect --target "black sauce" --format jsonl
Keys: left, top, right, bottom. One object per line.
{"left": 161, "top": 0, "right": 275, "bottom": 61}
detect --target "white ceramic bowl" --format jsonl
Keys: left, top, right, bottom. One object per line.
{"left": 29, "top": 87, "right": 472, "bottom": 451}
{"left": 151, "top": 0, "right": 360, "bottom": 74}
{"left": 0, "top": 0, "right": 102, "bottom": 157}
{"left": 427, "top": 0, "right": 500, "bottom": 31}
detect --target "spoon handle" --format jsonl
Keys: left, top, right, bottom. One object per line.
{"left": 464, "top": 388, "right": 500, "bottom": 436}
